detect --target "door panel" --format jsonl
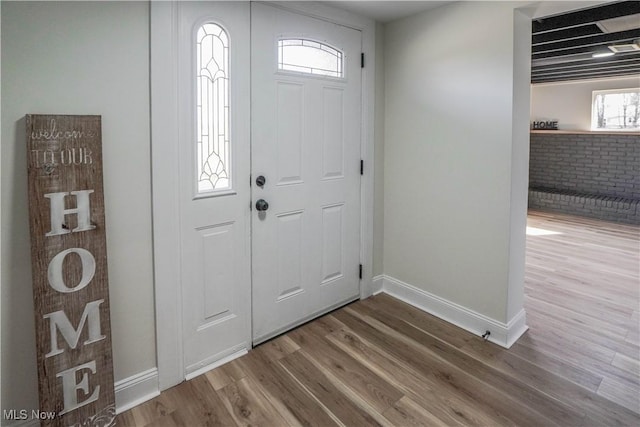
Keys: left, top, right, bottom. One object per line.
{"left": 321, "top": 203, "right": 345, "bottom": 283}
{"left": 276, "top": 82, "right": 305, "bottom": 184}
{"left": 251, "top": 3, "right": 362, "bottom": 343}
{"left": 178, "top": 1, "right": 251, "bottom": 376}
{"left": 276, "top": 210, "right": 304, "bottom": 299}
{"left": 200, "top": 223, "right": 235, "bottom": 320}
{"left": 322, "top": 87, "right": 346, "bottom": 179}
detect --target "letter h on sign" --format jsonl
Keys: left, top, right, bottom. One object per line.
{"left": 45, "top": 190, "right": 96, "bottom": 236}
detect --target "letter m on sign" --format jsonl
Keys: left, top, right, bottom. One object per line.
{"left": 25, "top": 115, "right": 115, "bottom": 427}
{"left": 44, "top": 300, "right": 106, "bottom": 358}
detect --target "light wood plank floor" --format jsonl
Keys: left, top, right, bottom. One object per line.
{"left": 118, "top": 210, "right": 640, "bottom": 426}
{"left": 524, "top": 210, "right": 639, "bottom": 414}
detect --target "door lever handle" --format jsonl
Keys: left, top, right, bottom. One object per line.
{"left": 255, "top": 199, "right": 269, "bottom": 211}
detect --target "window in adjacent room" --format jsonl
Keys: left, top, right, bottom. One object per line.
{"left": 591, "top": 88, "right": 640, "bottom": 131}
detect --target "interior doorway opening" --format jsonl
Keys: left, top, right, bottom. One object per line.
{"left": 525, "top": 1, "right": 640, "bottom": 413}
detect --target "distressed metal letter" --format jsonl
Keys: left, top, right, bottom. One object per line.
{"left": 56, "top": 360, "right": 101, "bottom": 415}
{"left": 47, "top": 247, "right": 96, "bottom": 293}
{"left": 43, "top": 299, "right": 106, "bottom": 358}
{"left": 45, "top": 190, "right": 96, "bottom": 236}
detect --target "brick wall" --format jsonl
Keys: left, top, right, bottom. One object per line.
{"left": 529, "top": 133, "right": 639, "bottom": 199}
{"left": 528, "top": 132, "right": 639, "bottom": 224}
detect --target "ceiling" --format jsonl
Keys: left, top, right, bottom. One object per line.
{"left": 329, "top": 1, "right": 449, "bottom": 23}
{"left": 331, "top": 1, "right": 639, "bottom": 85}
{"left": 532, "top": 1, "right": 640, "bottom": 84}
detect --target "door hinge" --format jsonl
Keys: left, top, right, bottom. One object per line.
{"left": 360, "top": 159, "right": 364, "bottom": 175}
{"left": 361, "top": 53, "right": 365, "bottom": 68}
{"left": 359, "top": 264, "right": 363, "bottom": 280}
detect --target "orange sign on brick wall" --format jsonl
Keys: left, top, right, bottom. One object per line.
{"left": 26, "top": 115, "right": 116, "bottom": 427}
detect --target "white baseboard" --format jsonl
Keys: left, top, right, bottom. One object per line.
{"left": 380, "top": 275, "right": 528, "bottom": 348}
{"left": 114, "top": 368, "right": 160, "bottom": 414}
{"left": 504, "top": 308, "right": 529, "bottom": 348}
{"left": 372, "top": 274, "right": 384, "bottom": 295}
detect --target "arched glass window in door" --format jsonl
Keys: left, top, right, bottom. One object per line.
{"left": 196, "top": 23, "right": 230, "bottom": 193}
{"left": 278, "top": 39, "right": 343, "bottom": 78}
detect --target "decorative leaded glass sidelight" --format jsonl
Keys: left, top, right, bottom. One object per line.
{"left": 196, "top": 23, "right": 230, "bottom": 193}
{"left": 278, "top": 39, "right": 343, "bottom": 78}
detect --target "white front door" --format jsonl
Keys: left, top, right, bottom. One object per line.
{"left": 251, "top": 3, "right": 363, "bottom": 343}
{"left": 172, "top": 1, "right": 362, "bottom": 375}
{"left": 177, "top": 1, "right": 251, "bottom": 377}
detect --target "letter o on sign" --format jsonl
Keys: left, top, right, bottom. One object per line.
{"left": 47, "top": 248, "right": 96, "bottom": 293}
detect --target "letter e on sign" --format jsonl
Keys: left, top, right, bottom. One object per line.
{"left": 56, "top": 361, "right": 101, "bottom": 415}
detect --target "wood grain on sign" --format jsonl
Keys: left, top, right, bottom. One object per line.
{"left": 26, "top": 115, "right": 115, "bottom": 427}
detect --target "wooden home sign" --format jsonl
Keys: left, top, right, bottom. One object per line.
{"left": 26, "top": 115, "right": 115, "bottom": 427}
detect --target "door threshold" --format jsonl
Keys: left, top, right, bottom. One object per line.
{"left": 252, "top": 296, "right": 360, "bottom": 346}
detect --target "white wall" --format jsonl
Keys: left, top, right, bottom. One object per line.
{"left": 531, "top": 76, "right": 640, "bottom": 131}
{"left": 383, "top": 1, "right": 530, "bottom": 326}
{"left": 1, "top": 1, "right": 156, "bottom": 415}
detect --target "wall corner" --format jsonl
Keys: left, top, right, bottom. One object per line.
{"left": 506, "top": 7, "right": 532, "bottom": 328}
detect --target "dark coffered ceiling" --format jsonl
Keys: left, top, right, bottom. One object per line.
{"left": 532, "top": 1, "right": 640, "bottom": 84}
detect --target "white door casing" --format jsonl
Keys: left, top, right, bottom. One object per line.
{"left": 151, "top": 0, "right": 376, "bottom": 390}
{"left": 251, "top": 2, "right": 362, "bottom": 343}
